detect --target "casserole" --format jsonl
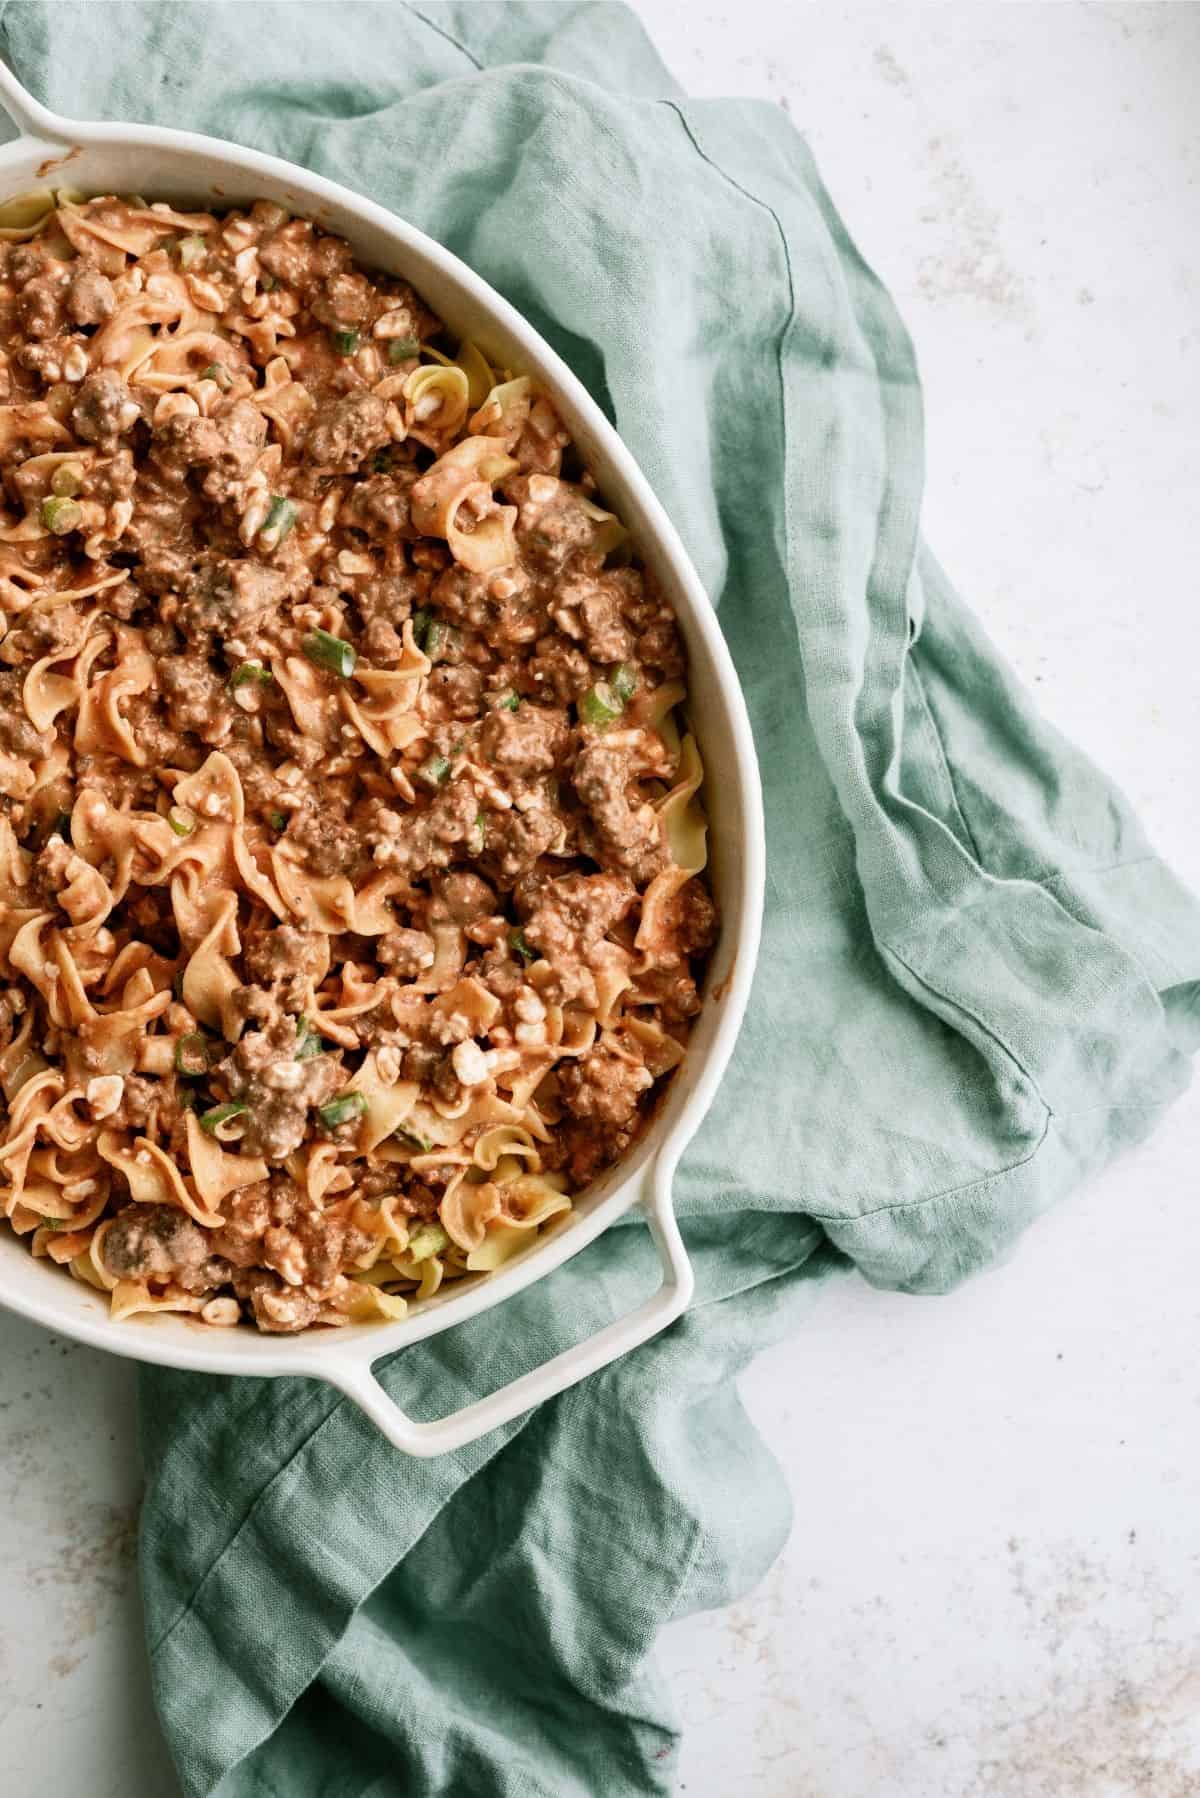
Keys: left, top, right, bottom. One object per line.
{"left": 0, "top": 61, "right": 764, "bottom": 1456}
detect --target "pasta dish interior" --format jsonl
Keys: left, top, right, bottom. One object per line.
{"left": 0, "top": 191, "right": 715, "bottom": 1332}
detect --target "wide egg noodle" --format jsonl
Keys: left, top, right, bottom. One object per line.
{"left": 0, "top": 190, "right": 716, "bottom": 1332}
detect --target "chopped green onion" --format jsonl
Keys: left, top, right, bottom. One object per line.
{"left": 302, "top": 629, "right": 357, "bottom": 678}
{"left": 423, "top": 620, "right": 447, "bottom": 660}
{"left": 268, "top": 810, "right": 287, "bottom": 832}
{"left": 295, "top": 1017, "right": 325, "bottom": 1061}
{"left": 416, "top": 752, "right": 451, "bottom": 789}
{"left": 50, "top": 462, "right": 83, "bottom": 499}
{"left": 579, "top": 681, "right": 623, "bottom": 727}
{"left": 229, "top": 661, "right": 272, "bottom": 690}
{"left": 199, "top": 1101, "right": 247, "bottom": 1135}
{"left": 410, "top": 607, "right": 433, "bottom": 651}
{"left": 177, "top": 235, "right": 206, "bottom": 269}
{"left": 37, "top": 1217, "right": 66, "bottom": 1231}
{"left": 202, "top": 362, "right": 232, "bottom": 391}
{"left": 611, "top": 662, "right": 638, "bottom": 704}
{"left": 174, "top": 1033, "right": 211, "bottom": 1077}
{"left": 407, "top": 1221, "right": 448, "bottom": 1260}
{"left": 330, "top": 327, "right": 360, "bottom": 356}
{"left": 41, "top": 496, "right": 81, "bottom": 536}
{"left": 260, "top": 272, "right": 277, "bottom": 291}
{"left": 468, "top": 812, "right": 486, "bottom": 856}
{"left": 167, "top": 807, "right": 195, "bottom": 837}
{"left": 509, "top": 927, "right": 535, "bottom": 965}
{"left": 371, "top": 447, "right": 393, "bottom": 475}
{"left": 387, "top": 337, "right": 420, "bottom": 363}
{"left": 318, "top": 1091, "right": 367, "bottom": 1130}
{"left": 261, "top": 495, "right": 297, "bottom": 544}
{"left": 400, "top": 1127, "right": 434, "bottom": 1153}
{"left": 496, "top": 691, "right": 520, "bottom": 713}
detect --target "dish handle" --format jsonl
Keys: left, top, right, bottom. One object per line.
{"left": 0, "top": 56, "right": 69, "bottom": 141}
{"left": 322, "top": 1155, "right": 694, "bottom": 1459}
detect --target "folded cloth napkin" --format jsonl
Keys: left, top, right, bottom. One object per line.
{"left": 5, "top": 2, "right": 1199, "bottom": 1792}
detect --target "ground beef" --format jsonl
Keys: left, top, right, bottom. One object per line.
{"left": 219, "top": 1017, "right": 344, "bottom": 1161}
{"left": 423, "top": 664, "right": 482, "bottom": 721}
{"left": 231, "top": 1268, "right": 320, "bottom": 1333}
{"left": 519, "top": 871, "right": 636, "bottom": 957}
{"left": 242, "top": 924, "right": 328, "bottom": 991}
{"left": 370, "top": 778, "right": 480, "bottom": 878}
{"left": 66, "top": 266, "right": 116, "bottom": 326}
{"left": 102, "top": 1205, "right": 229, "bottom": 1295}
{"left": 648, "top": 879, "right": 719, "bottom": 966}
{"left": 17, "top": 271, "right": 66, "bottom": 339}
{"left": 482, "top": 804, "right": 562, "bottom": 884}
{"left": 157, "top": 656, "right": 235, "bottom": 741}
{"left": 286, "top": 807, "right": 374, "bottom": 879}
{"left": 175, "top": 557, "right": 292, "bottom": 646}
{"left": 0, "top": 671, "right": 54, "bottom": 759}
{"left": 153, "top": 397, "right": 267, "bottom": 499}
{"left": 216, "top": 1172, "right": 372, "bottom": 1285}
{"left": 377, "top": 929, "right": 436, "bottom": 976}
{"left": 480, "top": 703, "right": 568, "bottom": 775}
{"left": 70, "top": 369, "right": 136, "bottom": 450}
{"left": 573, "top": 741, "right": 669, "bottom": 882}
{"left": 557, "top": 1047, "right": 653, "bottom": 1128}
{"left": 302, "top": 391, "right": 390, "bottom": 471}
{"left": 0, "top": 193, "right": 714, "bottom": 1337}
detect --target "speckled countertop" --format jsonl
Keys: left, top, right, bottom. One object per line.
{"left": 2, "top": 6, "right": 1199, "bottom": 1795}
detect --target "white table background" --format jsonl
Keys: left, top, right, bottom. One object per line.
{"left": 2, "top": 6, "right": 1198, "bottom": 1795}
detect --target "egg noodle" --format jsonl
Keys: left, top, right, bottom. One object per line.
{"left": 0, "top": 191, "right": 714, "bottom": 1332}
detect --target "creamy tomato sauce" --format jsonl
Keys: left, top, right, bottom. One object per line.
{"left": 0, "top": 196, "right": 715, "bottom": 1333}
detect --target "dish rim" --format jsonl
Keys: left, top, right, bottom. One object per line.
{"left": 0, "top": 71, "right": 766, "bottom": 1452}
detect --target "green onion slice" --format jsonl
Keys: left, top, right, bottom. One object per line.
{"left": 302, "top": 629, "right": 357, "bottom": 678}
{"left": 50, "top": 462, "right": 82, "bottom": 499}
{"left": 330, "top": 327, "right": 360, "bottom": 356}
{"left": 202, "top": 363, "right": 232, "bottom": 391}
{"left": 174, "top": 1033, "right": 211, "bottom": 1077}
{"left": 268, "top": 810, "right": 287, "bottom": 832}
{"left": 41, "top": 496, "right": 81, "bottom": 536}
{"left": 610, "top": 662, "right": 638, "bottom": 704}
{"left": 509, "top": 927, "right": 536, "bottom": 964}
{"left": 199, "top": 1101, "right": 247, "bottom": 1135}
{"left": 416, "top": 752, "right": 451, "bottom": 789}
{"left": 318, "top": 1091, "right": 368, "bottom": 1130}
{"left": 410, "top": 607, "right": 433, "bottom": 651}
{"left": 387, "top": 337, "right": 420, "bottom": 363}
{"left": 496, "top": 691, "right": 520, "bottom": 712}
{"left": 261, "top": 494, "right": 297, "bottom": 544}
{"left": 229, "top": 661, "right": 272, "bottom": 690}
{"left": 295, "top": 1017, "right": 326, "bottom": 1061}
{"left": 167, "top": 807, "right": 195, "bottom": 837}
{"left": 371, "top": 447, "right": 393, "bottom": 475}
{"left": 177, "top": 235, "right": 206, "bottom": 269}
{"left": 579, "top": 681, "right": 623, "bottom": 727}
{"left": 407, "top": 1222, "right": 449, "bottom": 1260}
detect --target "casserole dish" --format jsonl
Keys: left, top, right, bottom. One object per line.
{"left": 0, "top": 61, "right": 764, "bottom": 1457}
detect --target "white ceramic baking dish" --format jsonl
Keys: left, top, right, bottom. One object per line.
{"left": 0, "top": 63, "right": 764, "bottom": 1457}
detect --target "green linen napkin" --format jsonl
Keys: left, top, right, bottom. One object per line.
{"left": 5, "top": 3, "right": 1199, "bottom": 1792}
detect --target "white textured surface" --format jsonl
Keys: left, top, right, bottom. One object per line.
{"left": 2, "top": 5, "right": 1199, "bottom": 1794}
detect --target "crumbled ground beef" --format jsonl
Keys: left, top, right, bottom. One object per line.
{"left": 0, "top": 193, "right": 714, "bottom": 1336}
